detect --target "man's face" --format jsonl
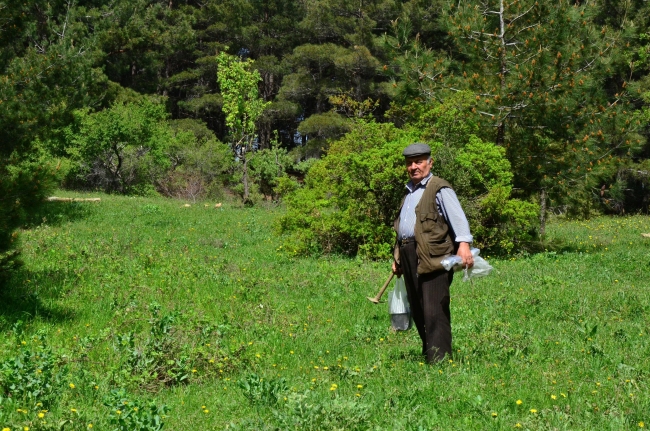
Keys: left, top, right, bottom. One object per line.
{"left": 405, "top": 155, "right": 432, "bottom": 185}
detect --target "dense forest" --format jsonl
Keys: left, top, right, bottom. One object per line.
{"left": 2, "top": 0, "right": 650, "bottom": 262}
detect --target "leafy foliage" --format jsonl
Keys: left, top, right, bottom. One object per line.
{"left": 103, "top": 389, "right": 168, "bottom": 431}
{"left": 0, "top": 334, "right": 63, "bottom": 409}
{"left": 64, "top": 99, "right": 174, "bottom": 195}
{"left": 217, "top": 51, "right": 271, "bottom": 203}
{"left": 238, "top": 373, "right": 287, "bottom": 406}
{"left": 248, "top": 141, "right": 294, "bottom": 201}
{"left": 452, "top": 136, "right": 539, "bottom": 253}
{"left": 279, "top": 103, "right": 538, "bottom": 257}
{"left": 278, "top": 121, "right": 417, "bottom": 258}
{"left": 0, "top": 0, "right": 101, "bottom": 270}
{"left": 161, "top": 119, "right": 233, "bottom": 201}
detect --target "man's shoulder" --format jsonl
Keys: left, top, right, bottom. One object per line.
{"left": 426, "top": 176, "right": 453, "bottom": 190}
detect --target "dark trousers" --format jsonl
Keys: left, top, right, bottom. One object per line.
{"left": 400, "top": 241, "right": 453, "bottom": 363}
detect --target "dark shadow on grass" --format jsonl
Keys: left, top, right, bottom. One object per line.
{"left": 388, "top": 348, "right": 424, "bottom": 363}
{"left": 0, "top": 267, "right": 77, "bottom": 329}
{"left": 23, "top": 200, "right": 96, "bottom": 229}
{"left": 521, "top": 238, "right": 582, "bottom": 254}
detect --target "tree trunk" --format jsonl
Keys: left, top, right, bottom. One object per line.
{"left": 496, "top": 0, "right": 507, "bottom": 146}
{"left": 242, "top": 153, "right": 250, "bottom": 204}
{"left": 539, "top": 188, "right": 547, "bottom": 237}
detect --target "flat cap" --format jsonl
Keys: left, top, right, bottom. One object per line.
{"left": 402, "top": 143, "right": 431, "bottom": 158}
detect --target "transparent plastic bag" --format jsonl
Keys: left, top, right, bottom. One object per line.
{"left": 462, "top": 255, "right": 493, "bottom": 281}
{"left": 439, "top": 248, "right": 494, "bottom": 281}
{"left": 388, "top": 277, "right": 411, "bottom": 331}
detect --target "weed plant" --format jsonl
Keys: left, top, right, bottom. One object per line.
{"left": 0, "top": 192, "right": 648, "bottom": 430}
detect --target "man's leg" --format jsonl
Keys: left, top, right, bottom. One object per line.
{"left": 420, "top": 270, "right": 453, "bottom": 363}
{"left": 399, "top": 242, "right": 426, "bottom": 354}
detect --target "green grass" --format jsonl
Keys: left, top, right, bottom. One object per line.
{"left": 0, "top": 192, "right": 648, "bottom": 430}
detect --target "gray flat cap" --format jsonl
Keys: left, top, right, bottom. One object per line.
{"left": 402, "top": 143, "right": 431, "bottom": 158}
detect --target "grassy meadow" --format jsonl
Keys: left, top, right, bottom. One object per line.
{"left": 0, "top": 192, "right": 648, "bottom": 430}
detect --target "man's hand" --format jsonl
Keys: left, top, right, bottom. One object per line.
{"left": 392, "top": 261, "right": 402, "bottom": 277}
{"left": 457, "top": 242, "right": 474, "bottom": 268}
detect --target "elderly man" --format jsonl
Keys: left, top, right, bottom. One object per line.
{"left": 392, "top": 143, "right": 474, "bottom": 363}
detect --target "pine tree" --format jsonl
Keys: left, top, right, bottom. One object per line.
{"left": 389, "top": 0, "right": 643, "bottom": 227}
{"left": 0, "top": 0, "right": 100, "bottom": 271}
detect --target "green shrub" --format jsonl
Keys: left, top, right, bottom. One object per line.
{"left": 278, "top": 120, "right": 539, "bottom": 257}
{"left": 249, "top": 142, "right": 294, "bottom": 201}
{"left": 160, "top": 119, "right": 233, "bottom": 201}
{"left": 452, "top": 136, "right": 539, "bottom": 253}
{"left": 277, "top": 121, "right": 417, "bottom": 258}
{"left": 64, "top": 99, "right": 175, "bottom": 195}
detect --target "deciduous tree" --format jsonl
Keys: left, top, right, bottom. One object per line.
{"left": 216, "top": 51, "right": 270, "bottom": 204}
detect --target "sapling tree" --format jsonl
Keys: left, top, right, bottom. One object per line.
{"left": 216, "top": 51, "right": 270, "bottom": 204}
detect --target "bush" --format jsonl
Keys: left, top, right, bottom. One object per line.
{"left": 64, "top": 99, "right": 173, "bottom": 194}
{"left": 0, "top": 146, "right": 63, "bottom": 275}
{"left": 278, "top": 120, "right": 539, "bottom": 258}
{"left": 452, "top": 136, "right": 539, "bottom": 253}
{"left": 159, "top": 119, "right": 233, "bottom": 201}
{"left": 277, "top": 121, "right": 416, "bottom": 258}
{"left": 249, "top": 142, "right": 294, "bottom": 201}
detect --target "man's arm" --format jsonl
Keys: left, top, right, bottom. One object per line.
{"left": 456, "top": 241, "right": 474, "bottom": 268}
{"left": 392, "top": 260, "right": 402, "bottom": 276}
{"left": 437, "top": 188, "right": 474, "bottom": 268}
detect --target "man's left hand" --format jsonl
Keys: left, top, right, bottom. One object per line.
{"left": 457, "top": 242, "right": 474, "bottom": 268}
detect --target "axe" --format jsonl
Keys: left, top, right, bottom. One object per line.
{"left": 367, "top": 273, "right": 395, "bottom": 304}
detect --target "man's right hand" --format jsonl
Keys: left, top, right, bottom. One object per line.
{"left": 392, "top": 261, "right": 402, "bottom": 277}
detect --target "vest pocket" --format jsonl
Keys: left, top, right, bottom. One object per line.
{"left": 428, "top": 239, "right": 452, "bottom": 256}
{"left": 419, "top": 212, "right": 437, "bottom": 233}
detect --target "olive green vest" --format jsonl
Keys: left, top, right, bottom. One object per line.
{"left": 393, "top": 176, "right": 455, "bottom": 274}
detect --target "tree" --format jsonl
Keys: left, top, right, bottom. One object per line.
{"left": 0, "top": 0, "right": 101, "bottom": 274}
{"left": 64, "top": 99, "right": 174, "bottom": 194}
{"left": 216, "top": 51, "right": 270, "bottom": 204}
{"left": 388, "top": 0, "right": 643, "bottom": 227}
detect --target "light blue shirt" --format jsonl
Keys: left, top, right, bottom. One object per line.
{"left": 398, "top": 173, "right": 473, "bottom": 243}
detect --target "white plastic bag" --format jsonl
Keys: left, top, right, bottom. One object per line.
{"left": 462, "top": 255, "right": 493, "bottom": 281}
{"left": 388, "top": 277, "right": 411, "bottom": 331}
{"left": 462, "top": 248, "right": 493, "bottom": 281}
{"left": 439, "top": 248, "right": 494, "bottom": 281}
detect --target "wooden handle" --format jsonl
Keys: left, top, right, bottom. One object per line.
{"left": 369, "top": 273, "right": 395, "bottom": 303}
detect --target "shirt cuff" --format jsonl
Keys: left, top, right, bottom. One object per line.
{"left": 455, "top": 235, "right": 473, "bottom": 243}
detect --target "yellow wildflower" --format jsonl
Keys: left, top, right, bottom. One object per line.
{"left": 516, "top": 399, "right": 522, "bottom": 405}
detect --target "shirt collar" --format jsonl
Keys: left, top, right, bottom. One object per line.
{"left": 405, "top": 173, "right": 432, "bottom": 193}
